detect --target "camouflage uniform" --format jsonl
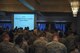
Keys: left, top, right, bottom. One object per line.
{"left": 16, "top": 45, "right": 25, "bottom": 53}
{"left": 33, "top": 38, "right": 48, "bottom": 53}
{"left": 46, "top": 32, "right": 53, "bottom": 42}
{"left": 21, "top": 40, "right": 29, "bottom": 53}
{"left": 46, "top": 41, "right": 67, "bottom": 53}
{"left": 0, "top": 42, "right": 18, "bottom": 53}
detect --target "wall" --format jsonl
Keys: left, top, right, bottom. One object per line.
{"left": 0, "top": 12, "right": 12, "bottom": 20}
{"left": 0, "top": 12, "right": 78, "bottom": 32}
{"left": 0, "top": 12, "right": 74, "bottom": 22}
{"left": 37, "top": 12, "right": 78, "bottom": 32}
{"left": 37, "top": 12, "right": 73, "bottom": 22}
{"left": 0, "top": 12, "right": 12, "bottom": 29}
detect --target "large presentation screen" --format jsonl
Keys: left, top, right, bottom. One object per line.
{"left": 14, "top": 14, "right": 34, "bottom": 30}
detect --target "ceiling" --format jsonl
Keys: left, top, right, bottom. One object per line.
{"left": 0, "top": 0, "right": 80, "bottom": 13}
{"left": 34, "top": 0, "right": 72, "bottom": 12}
{"left": 0, "top": 0, "right": 31, "bottom": 12}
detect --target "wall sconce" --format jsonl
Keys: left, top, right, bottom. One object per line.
{"left": 70, "top": 1, "right": 79, "bottom": 17}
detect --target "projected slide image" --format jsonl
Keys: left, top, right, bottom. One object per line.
{"left": 14, "top": 14, "right": 34, "bottom": 30}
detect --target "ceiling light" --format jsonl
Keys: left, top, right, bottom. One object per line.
{"left": 70, "top": 1, "right": 79, "bottom": 17}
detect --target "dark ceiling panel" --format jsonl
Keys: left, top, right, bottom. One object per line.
{"left": 35, "top": 0, "right": 71, "bottom": 12}
{"left": 0, "top": 0, "right": 32, "bottom": 12}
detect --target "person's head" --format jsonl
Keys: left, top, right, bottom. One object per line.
{"left": 25, "top": 27, "right": 29, "bottom": 30}
{"left": 15, "top": 34, "right": 23, "bottom": 46}
{"left": 39, "top": 32, "right": 46, "bottom": 37}
{"left": 34, "top": 28, "right": 37, "bottom": 32}
{"left": 52, "top": 32, "right": 60, "bottom": 42}
{"left": 39, "top": 37, "right": 46, "bottom": 40}
{"left": 23, "top": 29, "right": 29, "bottom": 33}
{"left": 2, "top": 32, "right": 10, "bottom": 42}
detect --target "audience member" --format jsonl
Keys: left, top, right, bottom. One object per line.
{"left": 0, "top": 32, "right": 18, "bottom": 53}
{"left": 46, "top": 33, "right": 67, "bottom": 53}
{"left": 33, "top": 33, "right": 48, "bottom": 53}
{"left": 0, "top": 27, "right": 79, "bottom": 53}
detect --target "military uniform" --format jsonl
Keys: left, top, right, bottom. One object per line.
{"left": 16, "top": 45, "right": 25, "bottom": 53}
{"left": 46, "top": 32, "right": 53, "bottom": 42}
{"left": 21, "top": 40, "right": 29, "bottom": 53}
{"left": 46, "top": 41, "right": 67, "bottom": 53}
{"left": 33, "top": 38, "right": 48, "bottom": 53}
{"left": 0, "top": 42, "right": 18, "bottom": 53}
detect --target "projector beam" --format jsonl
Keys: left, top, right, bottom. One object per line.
{"left": 19, "top": 0, "right": 35, "bottom": 11}
{"left": 19, "top": 0, "right": 45, "bottom": 18}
